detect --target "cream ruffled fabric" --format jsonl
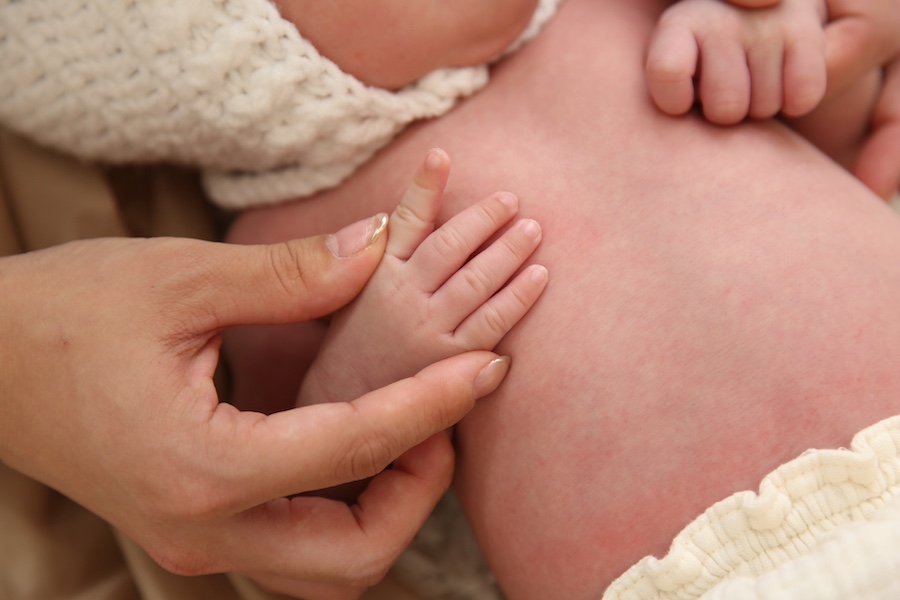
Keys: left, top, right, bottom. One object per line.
{"left": 603, "top": 414, "right": 900, "bottom": 599}
{"left": 701, "top": 498, "right": 900, "bottom": 599}
{"left": 0, "top": 0, "right": 559, "bottom": 210}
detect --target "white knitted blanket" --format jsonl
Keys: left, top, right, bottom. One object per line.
{"left": 0, "top": 0, "right": 559, "bottom": 209}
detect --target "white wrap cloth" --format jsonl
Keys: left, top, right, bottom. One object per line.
{"left": 0, "top": 0, "right": 559, "bottom": 209}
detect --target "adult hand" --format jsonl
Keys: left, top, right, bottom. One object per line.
{"left": 0, "top": 215, "right": 510, "bottom": 599}
{"left": 820, "top": 0, "right": 900, "bottom": 200}
{"left": 854, "top": 57, "right": 900, "bottom": 200}
{"left": 821, "top": 0, "right": 900, "bottom": 98}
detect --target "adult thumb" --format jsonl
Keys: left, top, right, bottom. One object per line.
{"left": 188, "top": 213, "right": 388, "bottom": 331}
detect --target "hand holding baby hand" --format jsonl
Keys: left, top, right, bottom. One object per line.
{"left": 0, "top": 228, "right": 508, "bottom": 598}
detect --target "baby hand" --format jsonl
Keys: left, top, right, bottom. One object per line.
{"left": 647, "top": 0, "right": 828, "bottom": 124}
{"left": 297, "top": 148, "right": 548, "bottom": 406}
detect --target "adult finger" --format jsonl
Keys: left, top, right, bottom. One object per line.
{"left": 854, "top": 59, "right": 900, "bottom": 200}
{"left": 184, "top": 214, "right": 389, "bottom": 331}
{"left": 201, "top": 351, "right": 510, "bottom": 511}
{"left": 823, "top": 0, "right": 900, "bottom": 99}
{"left": 235, "top": 432, "right": 455, "bottom": 592}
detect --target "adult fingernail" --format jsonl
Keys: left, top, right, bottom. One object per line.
{"left": 473, "top": 356, "right": 512, "bottom": 398}
{"left": 326, "top": 213, "right": 388, "bottom": 258}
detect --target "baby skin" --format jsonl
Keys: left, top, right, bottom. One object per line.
{"left": 647, "top": 0, "right": 830, "bottom": 125}
{"left": 273, "top": 0, "right": 539, "bottom": 89}
{"left": 296, "top": 147, "right": 548, "bottom": 409}
{"left": 647, "top": 0, "right": 900, "bottom": 198}
{"left": 226, "top": 1, "right": 900, "bottom": 596}
{"left": 226, "top": 149, "right": 547, "bottom": 417}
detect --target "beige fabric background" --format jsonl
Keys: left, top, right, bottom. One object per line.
{"left": 0, "top": 130, "right": 420, "bottom": 600}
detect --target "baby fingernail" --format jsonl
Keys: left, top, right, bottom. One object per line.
{"left": 326, "top": 213, "right": 388, "bottom": 258}
{"left": 474, "top": 356, "right": 512, "bottom": 398}
{"left": 518, "top": 219, "right": 541, "bottom": 240}
{"left": 530, "top": 264, "right": 549, "bottom": 285}
{"left": 425, "top": 147, "right": 447, "bottom": 170}
{"left": 497, "top": 192, "right": 518, "bottom": 210}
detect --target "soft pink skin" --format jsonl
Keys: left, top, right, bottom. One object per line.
{"left": 227, "top": 0, "right": 900, "bottom": 596}
{"left": 273, "top": 0, "right": 539, "bottom": 89}
{"left": 646, "top": 0, "right": 900, "bottom": 199}
{"left": 0, "top": 232, "right": 513, "bottom": 600}
{"left": 296, "top": 148, "right": 547, "bottom": 409}
{"left": 647, "top": 0, "right": 829, "bottom": 125}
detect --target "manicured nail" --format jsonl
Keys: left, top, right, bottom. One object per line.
{"left": 473, "top": 356, "right": 512, "bottom": 398}
{"left": 326, "top": 213, "right": 388, "bottom": 258}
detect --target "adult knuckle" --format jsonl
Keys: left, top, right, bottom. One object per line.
{"left": 138, "top": 239, "right": 223, "bottom": 337}
{"left": 342, "top": 432, "right": 396, "bottom": 481}
{"left": 266, "top": 240, "right": 312, "bottom": 299}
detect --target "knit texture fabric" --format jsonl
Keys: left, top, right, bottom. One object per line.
{"left": 0, "top": 0, "right": 560, "bottom": 209}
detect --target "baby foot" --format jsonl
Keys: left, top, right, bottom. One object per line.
{"left": 296, "top": 147, "right": 548, "bottom": 407}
